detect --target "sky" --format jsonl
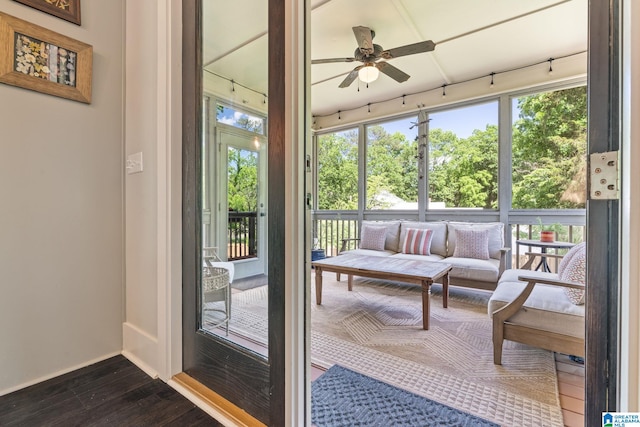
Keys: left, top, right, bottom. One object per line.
{"left": 382, "top": 100, "right": 502, "bottom": 140}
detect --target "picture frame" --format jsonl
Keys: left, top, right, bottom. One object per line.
{"left": 13, "top": 0, "right": 81, "bottom": 26}
{"left": 0, "top": 12, "right": 92, "bottom": 103}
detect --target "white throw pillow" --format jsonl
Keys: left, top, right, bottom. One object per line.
{"left": 447, "top": 222, "right": 504, "bottom": 259}
{"left": 401, "top": 228, "right": 434, "bottom": 255}
{"left": 559, "top": 242, "right": 586, "bottom": 305}
{"left": 359, "top": 225, "right": 387, "bottom": 251}
{"left": 452, "top": 228, "right": 490, "bottom": 260}
{"left": 362, "top": 220, "right": 401, "bottom": 251}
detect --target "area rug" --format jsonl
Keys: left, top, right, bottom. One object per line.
{"left": 211, "top": 272, "right": 564, "bottom": 427}
{"left": 312, "top": 364, "right": 499, "bottom": 427}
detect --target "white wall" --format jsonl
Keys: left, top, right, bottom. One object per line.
{"left": 620, "top": 0, "right": 640, "bottom": 410}
{"left": 0, "top": 0, "right": 124, "bottom": 394}
{"left": 122, "top": 0, "right": 182, "bottom": 380}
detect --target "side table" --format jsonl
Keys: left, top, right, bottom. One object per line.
{"left": 515, "top": 239, "right": 576, "bottom": 272}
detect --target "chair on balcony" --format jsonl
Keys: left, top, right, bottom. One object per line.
{"left": 202, "top": 247, "right": 234, "bottom": 335}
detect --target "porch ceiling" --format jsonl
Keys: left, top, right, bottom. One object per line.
{"left": 203, "top": 0, "right": 587, "bottom": 117}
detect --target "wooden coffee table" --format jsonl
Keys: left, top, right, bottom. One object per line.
{"left": 312, "top": 254, "right": 452, "bottom": 330}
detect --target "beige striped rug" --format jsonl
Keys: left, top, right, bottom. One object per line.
{"left": 218, "top": 271, "right": 563, "bottom": 427}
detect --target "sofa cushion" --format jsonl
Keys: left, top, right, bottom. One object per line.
{"left": 558, "top": 242, "right": 586, "bottom": 305}
{"left": 452, "top": 228, "right": 490, "bottom": 260}
{"left": 446, "top": 256, "right": 501, "bottom": 283}
{"left": 362, "top": 220, "right": 401, "bottom": 251}
{"left": 343, "top": 248, "right": 396, "bottom": 257}
{"left": 499, "top": 268, "right": 554, "bottom": 283}
{"left": 399, "top": 221, "right": 447, "bottom": 256}
{"left": 390, "top": 252, "right": 445, "bottom": 263}
{"left": 359, "top": 224, "right": 387, "bottom": 251}
{"left": 489, "top": 270, "right": 585, "bottom": 339}
{"left": 447, "top": 222, "right": 504, "bottom": 259}
{"left": 401, "top": 228, "right": 433, "bottom": 255}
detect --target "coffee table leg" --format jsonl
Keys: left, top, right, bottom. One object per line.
{"left": 442, "top": 272, "right": 449, "bottom": 308}
{"left": 421, "top": 279, "right": 432, "bottom": 330}
{"left": 348, "top": 274, "right": 353, "bottom": 291}
{"left": 315, "top": 267, "right": 323, "bottom": 305}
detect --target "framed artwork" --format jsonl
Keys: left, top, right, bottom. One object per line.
{"left": 13, "top": 0, "right": 81, "bottom": 26}
{"left": 0, "top": 12, "right": 92, "bottom": 103}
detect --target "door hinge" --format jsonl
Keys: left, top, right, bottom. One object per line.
{"left": 590, "top": 151, "right": 619, "bottom": 200}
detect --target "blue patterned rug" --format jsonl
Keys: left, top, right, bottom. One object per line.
{"left": 312, "top": 365, "right": 499, "bottom": 427}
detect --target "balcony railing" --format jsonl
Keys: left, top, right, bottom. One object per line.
{"left": 228, "top": 211, "right": 258, "bottom": 261}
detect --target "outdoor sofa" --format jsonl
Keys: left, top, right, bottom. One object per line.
{"left": 339, "top": 220, "right": 509, "bottom": 291}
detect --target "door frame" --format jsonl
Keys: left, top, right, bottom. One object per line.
{"left": 586, "top": 0, "right": 621, "bottom": 423}
{"left": 181, "top": 0, "right": 307, "bottom": 425}
{"left": 216, "top": 126, "right": 268, "bottom": 279}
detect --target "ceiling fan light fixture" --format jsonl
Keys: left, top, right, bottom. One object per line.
{"left": 358, "top": 65, "right": 379, "bottom": 83}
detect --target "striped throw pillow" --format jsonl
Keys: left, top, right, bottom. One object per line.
{"left": 401, "top": 228, "right": 434, "bottom": 255}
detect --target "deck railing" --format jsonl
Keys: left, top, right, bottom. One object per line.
{"left": 228, "top": 211, "right": 258, "bottom": 261}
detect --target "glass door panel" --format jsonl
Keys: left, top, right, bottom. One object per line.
{"left": 182, "top": 0, "right": 272, "bottom": 423}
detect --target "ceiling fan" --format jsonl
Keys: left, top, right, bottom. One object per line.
{"left": 312, "top": 26, "right": 436, "bottom": 88}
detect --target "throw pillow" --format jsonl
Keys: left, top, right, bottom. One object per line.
{"left": 359, "top": 225, "right": 387, "bottom": 251}
{"left": 401, "top": 228, "right": 434, "bottom": 255}
{"left": 559, "top": 242, "right": 586, "bottom": 305}
{"left": 452, "top": 228, "right": 490, "bottom": 260}
{"left": 557, "top": 242, "right": 582, "bottom": 277}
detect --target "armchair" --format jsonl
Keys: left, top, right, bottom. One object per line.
{"left": 489, "top": 242, "right": 586, "bottom": 365}
{"left": 202, "top": 247, "right": 234, "bottom": 335}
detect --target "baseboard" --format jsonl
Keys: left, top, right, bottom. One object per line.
{"left": 0, "top": 351, "right": 121, "bottom": 397}
{"left": 122, "top": 322, "right": 159, "bottom": 379}
{"left": 121, "top": 350, "right": 159, "bottom": 379}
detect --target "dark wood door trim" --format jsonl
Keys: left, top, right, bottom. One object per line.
{"left": 268, "top": 0, "right": 286, "bottom": 425}
{"left": 586, "top": 0, "right": 620, "bottom": 424}
{"left": 181, "top": 0, "right": 284, "bottom": 424}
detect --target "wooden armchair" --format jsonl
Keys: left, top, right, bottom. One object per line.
{"left": 489, "top": 244, "right": 586, "bottom": 365}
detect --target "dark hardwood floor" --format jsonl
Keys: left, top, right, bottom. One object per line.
{"left": 0, "top": 355, "right": 222, "bottom": 426}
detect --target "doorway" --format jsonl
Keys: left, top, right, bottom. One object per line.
{"left": 215, "top": 126, "right": 268, "bottom": 280}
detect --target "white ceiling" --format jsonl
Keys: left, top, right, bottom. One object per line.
{"left": 203, "top": 0, "right": 587, "bottom": 118}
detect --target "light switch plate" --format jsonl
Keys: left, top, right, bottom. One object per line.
{"left": 126, "top": 152, "right": 143, "bottom": 174}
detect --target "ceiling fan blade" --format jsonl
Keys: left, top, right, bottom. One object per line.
{"left": 352, "top": 26, "right": 374, "bottom": 55}
{"left": 381, "top": 40, "right": 436, "bottom": 60}
{"left": 338, "top": 66, "right": 362, "bottom": 88}
{"left": 312, "top": 57, "right": 356, "bottom": 64}
{"left": 376, "top": 62, "right": 410, "bottom": 83}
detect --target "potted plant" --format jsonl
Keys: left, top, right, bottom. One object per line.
{"left": 537, "top": 218, "right": 560, "bottom": 242}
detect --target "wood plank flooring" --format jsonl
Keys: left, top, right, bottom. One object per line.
{"left": 556, "top": 353, "right": 586, "bottom": 427}
{"left": 0, "top": 355, "right": 221, "bottom": 426}
{"left": 0, "top": 350, "right": 586, "bottom": 426}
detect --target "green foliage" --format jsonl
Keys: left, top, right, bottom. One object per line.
{"left": 512, "top": 86, "right": 587, "bottom": 209}
{"left": 428, "top": 126, "right": 498, "bottom": 208}
{"left": 366, "top": 126, "right": 418, "bottom": 208}
{"left": 313, "top": 87, "right": 586, "bottom": 213}
{"left": 227, "top": 148, "right": 258, "bottom": 211}
{"left": 317, "top": 131, "right": 359, "bottom": 210}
